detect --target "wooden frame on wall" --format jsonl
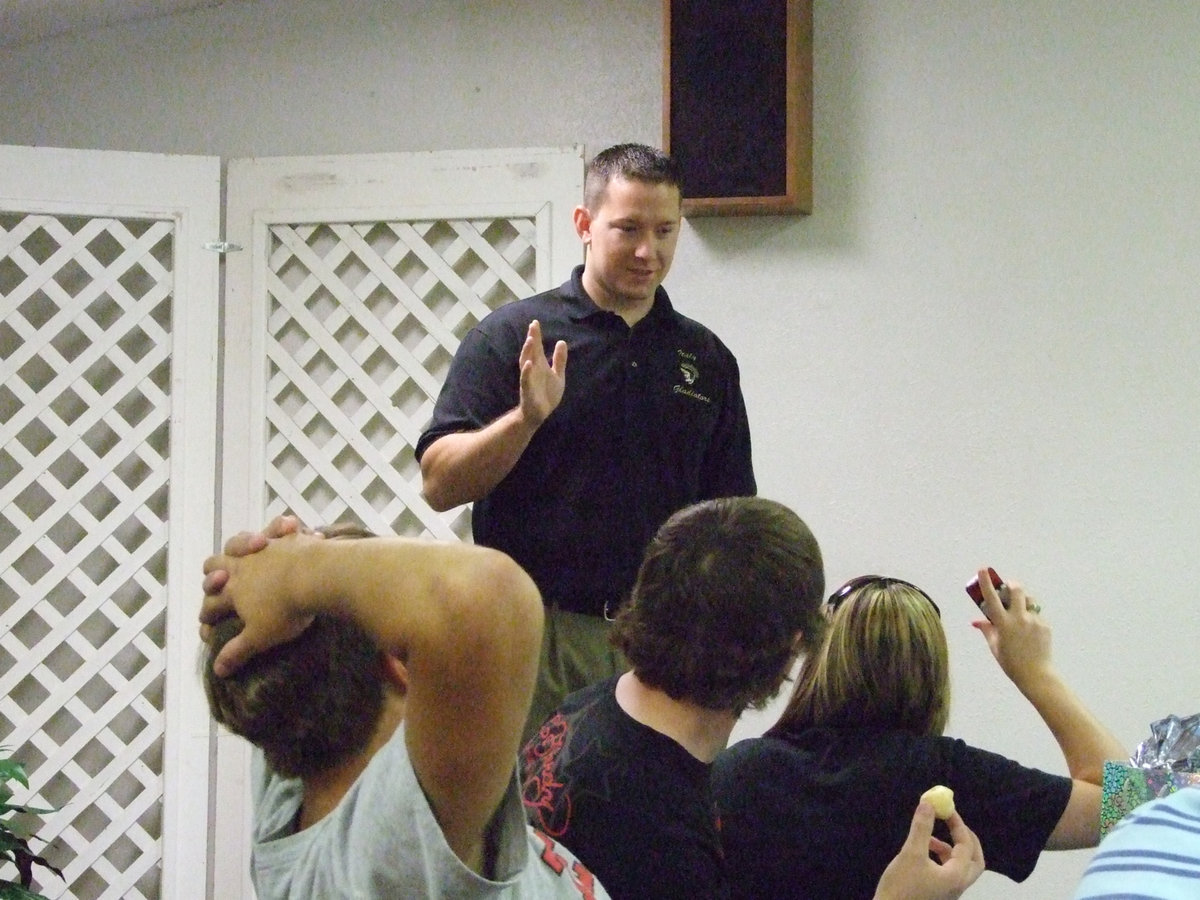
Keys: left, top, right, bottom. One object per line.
{"left": 663, "top": 0, "right": 813, "bottom": 217}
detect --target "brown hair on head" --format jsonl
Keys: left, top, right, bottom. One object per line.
{"left": 610, "top": 496, "right": 825, "bottom": 713}
{"left": 771, "top": 580, "right": 951, "bottom": 739}
{"left": 202, "top": 522, "right": 384, "bottom": 778}
{"left": 583, "top": 143, "right": 684, "bottom": 211}
{"left": 204, "top": 614, "right": 384, "bottom": 778}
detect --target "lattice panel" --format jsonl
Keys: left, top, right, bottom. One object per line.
{"left": 0, "top": 212, "right": 172, "bottom": 900}
{"left": 263, "top": 217, "right": 536, "bottom": 536}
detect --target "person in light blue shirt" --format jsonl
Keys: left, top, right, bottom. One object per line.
{"left": 1074, "top": 786, "right": 1200, "bottom": 900}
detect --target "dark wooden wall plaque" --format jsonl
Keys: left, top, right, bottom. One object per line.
{"left": 663, "top": 0, "right": 812, "bottom": 216}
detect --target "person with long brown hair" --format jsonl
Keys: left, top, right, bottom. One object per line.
{"left": 712, "top": 570, "right": 1123, "bottom": 900}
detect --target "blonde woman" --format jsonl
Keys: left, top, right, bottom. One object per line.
{"left": 712, "top": 570, "right": 1124, "bottom": 900}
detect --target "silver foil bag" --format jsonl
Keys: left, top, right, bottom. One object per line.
{"left": 1130, "top": 713, "right": 1200, "bottom": 771}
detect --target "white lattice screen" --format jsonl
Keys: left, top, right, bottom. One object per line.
{"left": 191, "top": 146, "right": 584, "bottom": 899}
{"left": 0, "top": 212, "right": 174, "bottom": 899}
{"left": 260, "top": 215, "right": 539, "bottom": 538}
{"left": 2, "top": 146, "right": 577, "bottom": 899}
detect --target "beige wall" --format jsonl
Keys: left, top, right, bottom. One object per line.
{"left": 4, "top": 2, "right": 1199, "bottom": 897}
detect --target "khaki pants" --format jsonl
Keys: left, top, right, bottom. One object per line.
{"left": 522, "top": 606, "right": 627, "bottom": 746}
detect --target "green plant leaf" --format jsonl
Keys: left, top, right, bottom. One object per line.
{"left": 0, "top": 761, "right": 29, "bottom": 791}
{"left": 0, "top": 750, "right": 61, "bottom": 897}
{"left": 0, "top": 804, "right": 56, "bottom": 818}
{"left": 0, "top": 882, "right": 54, "bottom": 900}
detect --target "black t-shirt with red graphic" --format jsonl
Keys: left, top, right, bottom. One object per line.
{"left": 520, "top": 676, "right": 729, "bottom": 900}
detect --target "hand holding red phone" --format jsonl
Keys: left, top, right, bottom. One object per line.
{"left": 965, "top": 568, "right": 1052, "bottom": 686}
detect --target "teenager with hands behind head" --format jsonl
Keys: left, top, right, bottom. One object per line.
{"left": 712, "top": 569, "right": 1125, "bottom": 900}
{"left": 199, "top": 517, "right": 610, "bottom": 899}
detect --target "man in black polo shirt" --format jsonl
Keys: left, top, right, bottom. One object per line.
{"left": 416, "top": 143, "right": 755, "bottom": 741}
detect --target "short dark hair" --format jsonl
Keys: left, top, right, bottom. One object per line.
{"left": 610, "top": 497, "right": 825, "bottom": 712}
{"left": 204, "top": 614, "right": 383, "bottom": 778}
{"left": 202, "top": 523, "right": 384, "bottom": 779}
{"left": 583, "top": 143, "right": 684, "bottom": 210}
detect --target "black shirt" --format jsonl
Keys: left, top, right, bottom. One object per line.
{"left": 520, "top": 677, "right": 729, "bottom": 900}
{"left": 417, "top": 266, "right": 755, "bottom": 616}
{"left": 712, "top": 728, "right": 1074, "bottom": 900}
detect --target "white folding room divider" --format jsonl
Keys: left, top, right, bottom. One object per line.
{"left": 220, "top": 147, "right": 584, "bottom": 537}
{"left": 216, "top": 146, "right": 586, "bottom": 898}
{"left": 0, "top": 146, "right": 221, "bottom": 900}
{"left": 2, "top": 143, "right": 583, "bottom": 899}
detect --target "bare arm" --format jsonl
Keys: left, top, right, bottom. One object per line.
{"left": 420, "top": 408, "right": 540, "bottom": 510}
{"left": 200, "top": 533, "right": 544, "bottom": 871}
{"left": 973, "top": 570, "right": 1126, "bottom": 849}
{"left": 421, "top": 319, "right": 567, "bottom": 510}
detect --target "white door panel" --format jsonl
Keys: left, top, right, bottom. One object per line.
{"left": 0, "top": 145, "right": 220, "bottom": 900}
{"left": 212, "top": 146, "right": 585, "bottom": 898}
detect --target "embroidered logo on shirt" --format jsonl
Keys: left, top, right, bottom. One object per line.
{"left": 674, "top": 350, "right": 712, "bottom": 403}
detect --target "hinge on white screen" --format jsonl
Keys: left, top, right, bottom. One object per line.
{"left": 201, "top": 241, "right": 243, "bottom": 253}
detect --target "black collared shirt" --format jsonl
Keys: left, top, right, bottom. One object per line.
{"left": 417, "top": 266, "right": 755, "bottom": 616}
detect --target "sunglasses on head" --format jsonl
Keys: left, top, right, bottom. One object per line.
{"left": 825, "top": 575, "right": 941, "bottom": 619}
